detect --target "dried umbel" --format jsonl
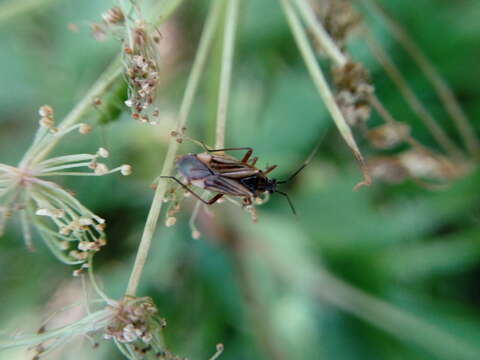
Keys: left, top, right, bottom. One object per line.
{"left": 92, "top": 4, "right": 162, "bottom": 124}
{"left": 2, "top": 296, "right": 182, "bottom": 360}
{"left": 333, "top": 62, "right": 374, "bottom": 126}
{"left": 312, "top": 0, "right": 361, "bottom": 51}
{"left": 104, "top": 297, "right": 165, "bottom": 344}
{"left": 120, "top": 3, "right": 162, "bottom": 125}
{"left": 0, "top": 106, "right": 131, "bottom": 270}
{"left": 366, "top": 122, "right": 410, "bottom": 149}
{"left": 368, "top": 149, "right": 464, "bottom": 184}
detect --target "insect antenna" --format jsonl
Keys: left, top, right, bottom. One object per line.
{"left": 277, "top": 163, "right": 307, "bottom": 184}
{"left": 276, "top": 190, "right": 297, "bottom": 215}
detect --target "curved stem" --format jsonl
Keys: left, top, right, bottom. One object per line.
{"left": 281, "top": 0, "right": 370, "bottom": 189}
{"left": 125, "top": 0, "right": 223, "bottom": 296}
{"left": 293, "top": 0, "right": 347, "bottom": 66}
{"left": 215, "top": 0, "right": 240, "bottom": 149}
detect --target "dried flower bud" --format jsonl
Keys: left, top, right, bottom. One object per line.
{"left": 102, "top": 6, "right": 124, "bottom": 25}
{"left": 79, "top": 123, "right": 92, "bottom": 134}
{"left": 121, "top": 164, "right": 132, "bottom": 176}
{"left": 73, "top": 268, "right": 83, "bottom": 277}
{"left": 95, "top": 163, "right": 109, "bottom": 175}
{"left": 91, "top": 23, "right": 107, "bottom": 41}
{"left": 78, "top": 241, "right": 97, "bottom": 251}
{"left": 165, "top": 217, "right": 176, "bottom": 227}
{"left": 97, "top": 147, "right": 110, "bottom": 158}
{"left": 366, "top": 123, "right": 410, "bottom": 149}
{"left": 314, "top": 0, "right": 360, "bottom": 50}
{"left": 398, "top": 149, "right": 457, "bottom": 179}
{"left": 333, "top": 62, "right": 374, "bottom": 126}
{"left": 368, "top": 156, "right": 408, "bottom": 183}
{"left": 39, "top": 117, "right": 54, "bottom": 129}
{"left": 38, "top": 105, "right": 54, "bottom": 118}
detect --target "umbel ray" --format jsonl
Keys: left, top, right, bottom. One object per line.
{"left": 161, "top": 144, "right": 310, "bottom": 215}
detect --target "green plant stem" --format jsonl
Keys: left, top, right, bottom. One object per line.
{"left": 124, "top": 0, "right": 223, "bottom": 296}
{"left": 364, "top": 30, "right": 465, "bottom": 160}
{"left": 20, "top": 58, "right": 123, "bottom": 168}
{"left": 280, "top": 0, "right": 370, "bottom": 189}
{"left": 214, "top": 0, "right": 239, "bottom": 149}
{"left": 359, "top": 0, "right": 480, "bottom": 157}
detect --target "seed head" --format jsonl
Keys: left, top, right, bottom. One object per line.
{"left": 97, "top": 147, "right": 110, "bottom": 158}
{"left": 165, "top": 217, "right": 176, "bottom": 227}
{"left": 95, "top": 163, "right": 109, "bottom": 175}
{"left": 120, "top": 164, "right": 132, "bottom": 176}
{"left": 38, "top": 105, "right": 54, "bottom": 118}
{"left": 102, "top": 6, "right": 124, "bottom": 26}
{"left": 79, "top": 123, "right": 93, "bottom": 134}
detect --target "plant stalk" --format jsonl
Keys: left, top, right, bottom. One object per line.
{"left": 214, "top": 0, "right": 240, "bottom": 149}
{"left": 125, "top": 0, "right": 223, "bottom": 296}
{"left": 281, "top": 0, "right": 370, "bottom": 189}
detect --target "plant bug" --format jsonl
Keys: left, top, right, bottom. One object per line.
{"left": 160, "top": 146, "right": 307, "bottom": 215}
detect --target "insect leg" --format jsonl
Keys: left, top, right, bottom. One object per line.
{"left": 250, "top": 157, "right": 258, "bottom": 166}
{"left": 204, "top": 146, "right": 254, "bottom": 163}
{"left": 263, "top": 164, "right": 277, "bottom": 175}
{"left": 160, "top": 176, "right": 223, "bottom": 205}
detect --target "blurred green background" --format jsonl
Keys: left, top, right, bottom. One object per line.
{"left": 1, "top": 0, "right": 480, "bottom": 359}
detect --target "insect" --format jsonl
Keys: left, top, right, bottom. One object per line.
{"left": 161, "top": 146, "right": 307, "bottom": 215}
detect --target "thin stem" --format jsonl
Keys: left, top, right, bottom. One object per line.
{"left": 124, "top": 0, "right": 223, "bottom": 296}
{"left": 293, "top": 0, "right": 347, "bottom": 66}
{"left": 359, "top": 0, "right": 479, "bottom": 157}
{"left": 363, "top": 30, "right": 465, "bottom": 160}
{"left": 215, "top": 0, "right": 240, "bottom": 149}
{"left": 21, "top": 59, "right": 123, "bottom": 168}
{"left": 280, "top": 0, "right": 370, "bottom": 189}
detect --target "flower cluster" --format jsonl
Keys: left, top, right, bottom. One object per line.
{"left": 368, "top": 149, "right": 464, "bottom": 184}
{"left": 332, "top": 62, "right": 374, "bottom": 127}
{"left": 93, "top": 5, "right": 162, "bottom": 124}
{"left": 104, "top": 296, "right": 165, "bottom": 344}
{"left": 4, "top": 295, "right": 184, "bottom": 360}
{"left": 312, "top": 0, "right": 361, "bottom": 52}
{"left": 0, "top": 106, "right": 131, "bottom": 272}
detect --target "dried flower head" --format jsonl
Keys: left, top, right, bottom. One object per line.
{"left": 104, "top": 297, "right": 165, "bottom": 344}
{"left": 2, "top": 296, "right": 180, "bottom": 360}
{"left": 0, "top": 106, "right": 132, "bottom": 267}
{"left": 368, "top": 149, "right": 464, "bottom": 184}
{"left": 333, "top": 62, "right": 374, "bottom": 126}
{"left": 102, "top": 6, "right": 125, "bottom": 26}
{"left": 313, "top": 0, "right": 361, "bottom": 51}
{"left": 366, "top": 122, "right": 410, "bottom": 149}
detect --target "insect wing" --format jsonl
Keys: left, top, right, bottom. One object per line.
{"left": 203, "top": 175, "right": 254, "bottom": 197}
{"left": 209, "top": 154, "right": 260, "bottom": 178}
{"left": 176, "top": 155, "right": 212, "bottom": 180}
